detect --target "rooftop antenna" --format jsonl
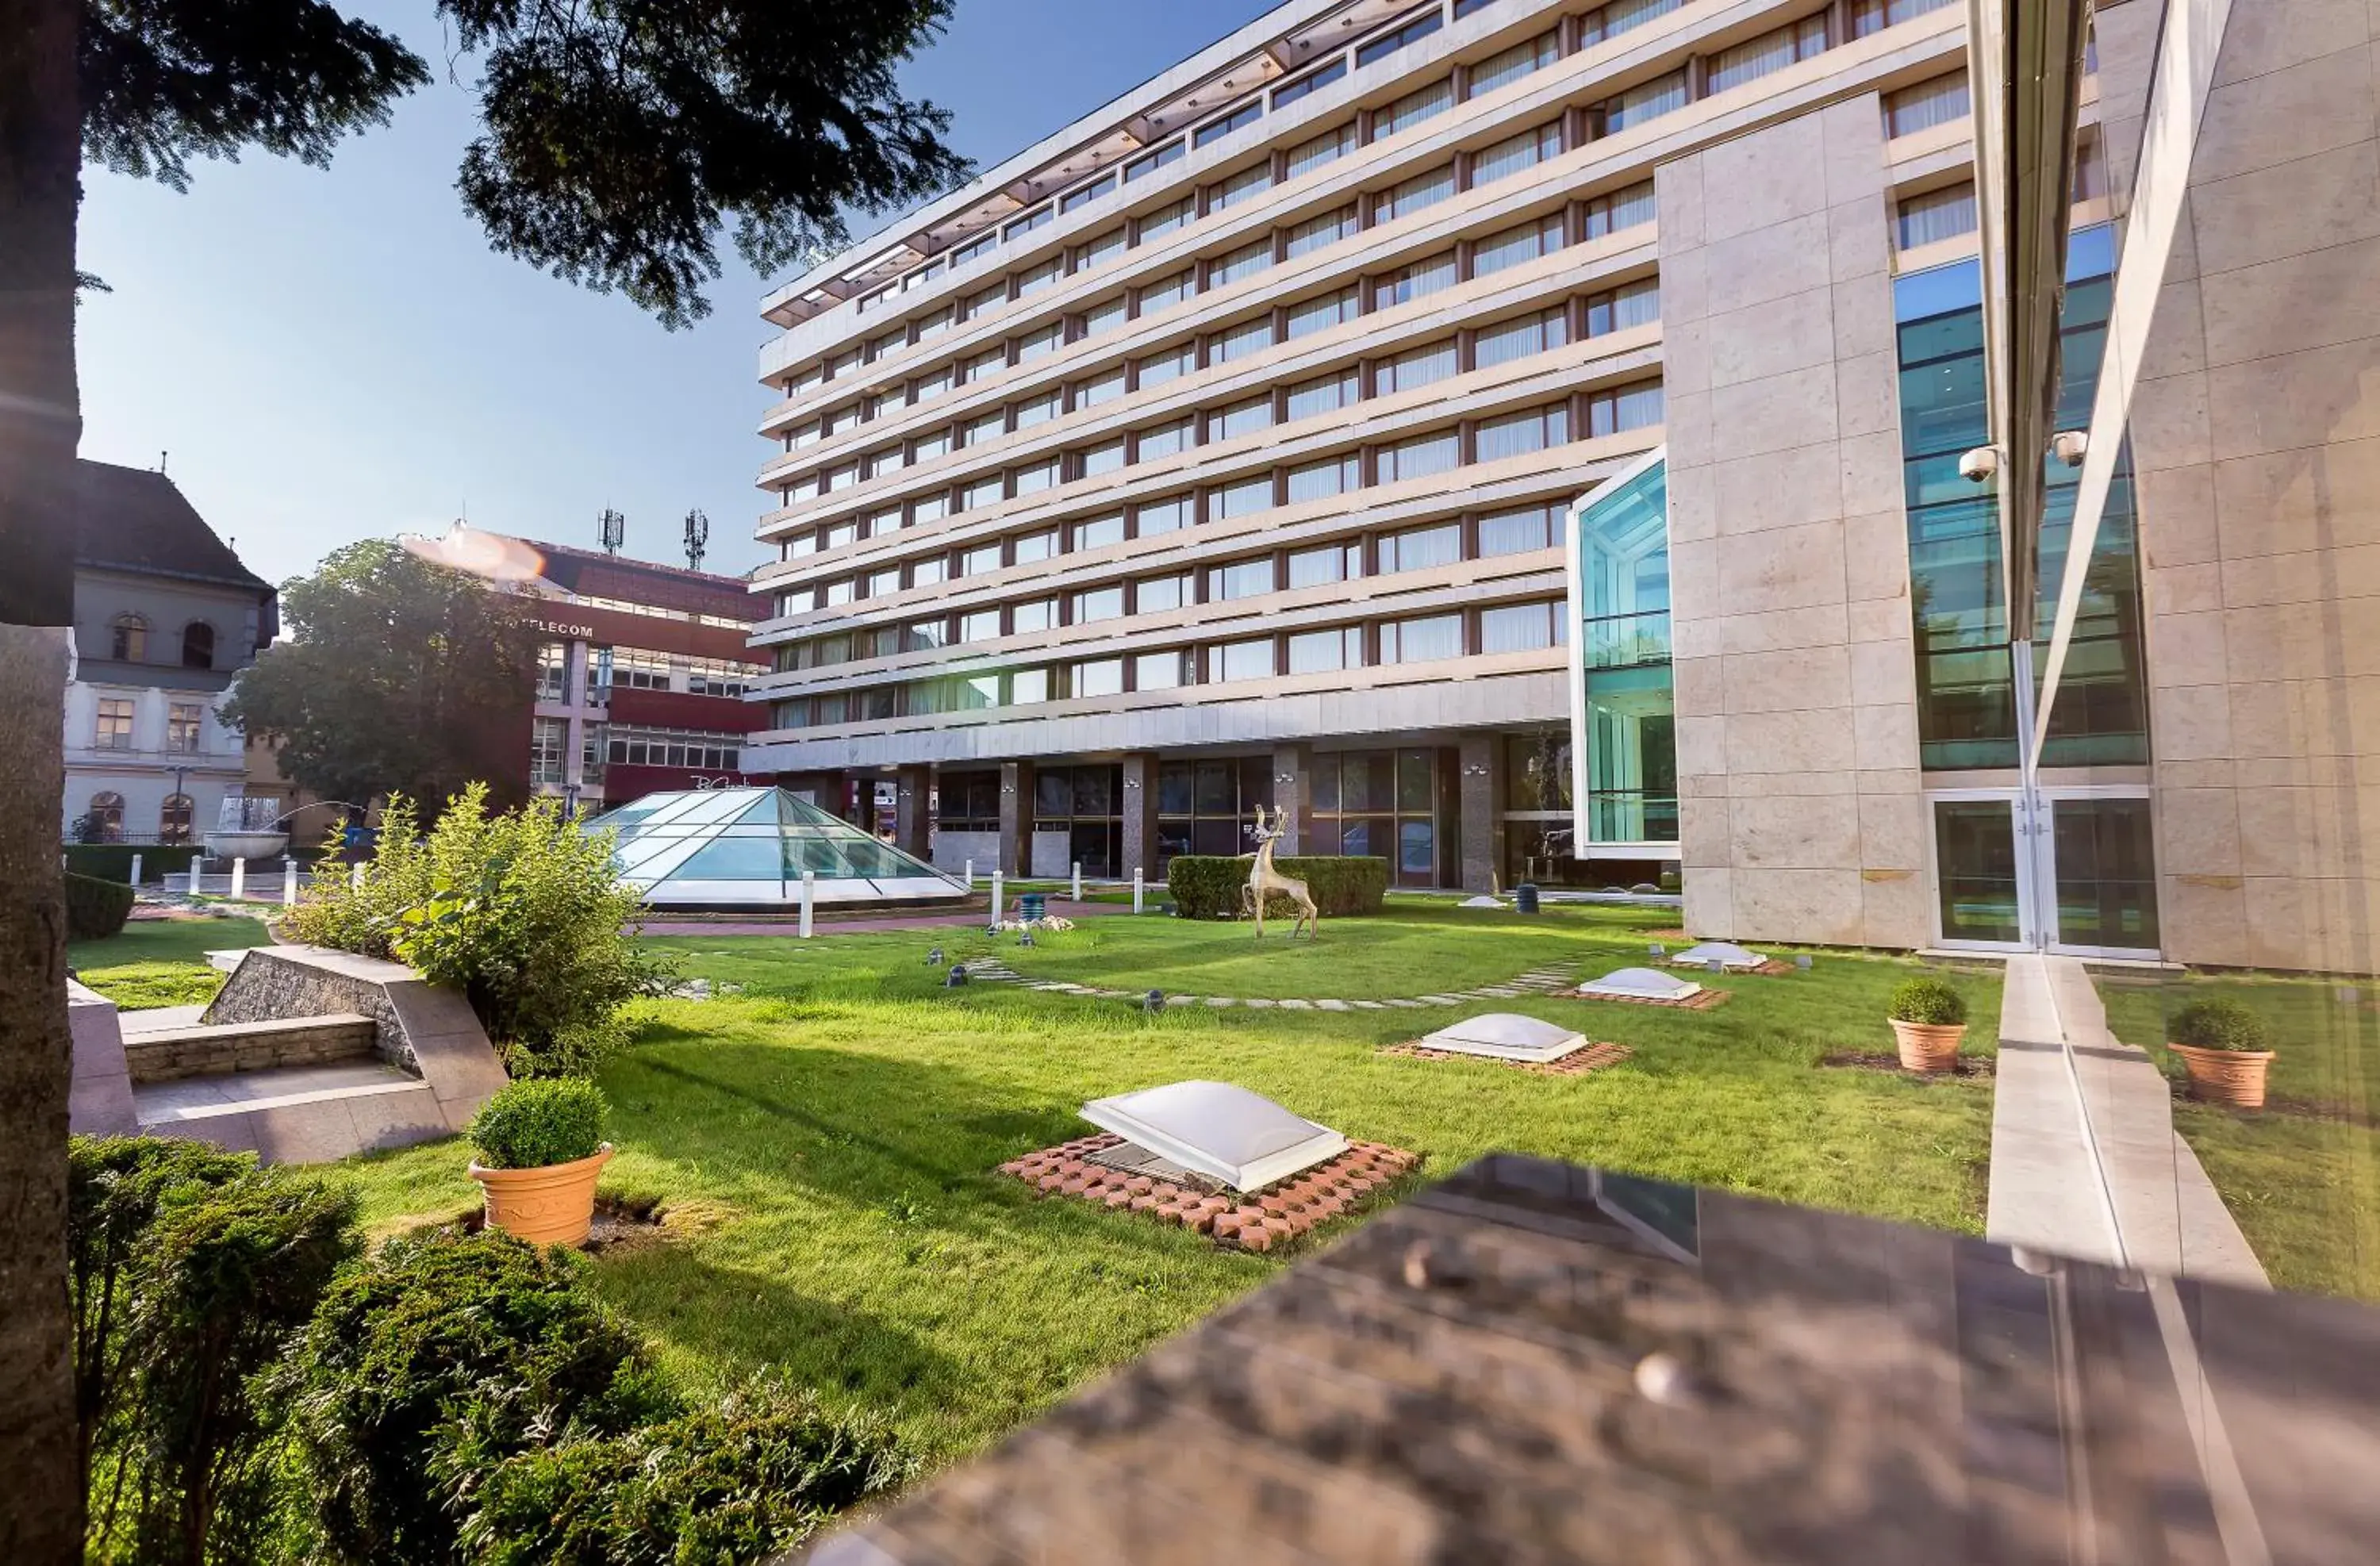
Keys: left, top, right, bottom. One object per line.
{"left": 597, "top": 506, "right": 626, "bottom": 556}
{"left": 682, "top": 508, "right": 709, "bottom": 571}
{"left": 157, "top": 450, "right": 167, "bottom": 473}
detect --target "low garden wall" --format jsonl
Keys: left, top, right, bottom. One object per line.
{"left": 1165, "top": 855, "right": 1390, "bottom": 919}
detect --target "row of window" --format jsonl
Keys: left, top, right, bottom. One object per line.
{"left": 796, "top": 0, "right": 1948, "bottom": 395}
{"left": 77, "top": 791, "right": 196, "bottom": 844}
{"left": 770, "top": 598, "right": 1570, "bottom": 731}
{"left": 776, "top": 283, "right": 1656, "bottom": 552}
{"left": 569, "top": 594, "right": 752, "bottom": 632}
{"left": 536, "top": 643, "right": 767, "bottom": 704}
{"left": 770, "top": 382, "right": 1658, "bottom": 623}
{"left": 106, "top": 613, "right": 220, "bottom": 670}
{"left": 92, "top": 697, "right": 209, "bottom": 753}
{"left": 604, "top": 725, "right": 744, "bottom": 772}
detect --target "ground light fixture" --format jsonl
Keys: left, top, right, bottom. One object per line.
{"left": 1081, "top": 1081, "right": 1348, "bottom": 1192}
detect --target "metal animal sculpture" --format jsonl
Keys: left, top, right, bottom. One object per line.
{"left": 1246, "top": 804, "right": 1319, "bottom": 940}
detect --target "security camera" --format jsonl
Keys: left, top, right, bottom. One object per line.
{"left": 1957, "top": 446, "right": 2001, "bottom": 482}
{"left": 2050, "top": 430, "right": 2088, "bottom": 467}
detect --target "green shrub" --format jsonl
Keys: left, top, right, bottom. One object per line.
{"left": 286, "top": 785, "right": 670, "bottom": 1076}
{"left": 470, "top": 1079, "right": 608, "bottom": 1170}
{"left": 286, "top": 1228, "right": 664, "bottom": 1565}
{"left": 2169, "top": 997, "right": 2272, "bottom": 1054}
{"left": 1165, "top": 854, "right": 1390, "bottom": 919}
{"left": 1888, "top": 977, "right": 1968, "bottom": 1026}
{"left": 66, "top": 872, "right": 136, "bottom": 940}
{"left": 64, "top": 842, "right": 203, "bottom": 884}
{"left": 455, "top": 1383, "right": 911, "bottom": 1566}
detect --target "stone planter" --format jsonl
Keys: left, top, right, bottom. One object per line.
{"left": 469, "top": 1143, "right": 613, "bottom": 1246}
{"left": 1888, "top": 1019, "right": 1966, "bottom": 1073}
{"left": 2171, "top": 1043, "right": 2274, "bottom": 1108}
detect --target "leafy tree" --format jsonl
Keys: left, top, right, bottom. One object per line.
{"left": 221, "top": 540, "right": 546, "bottom": 818}
{"left": 1, "top": 6, "right": 967, "bottom": 1556}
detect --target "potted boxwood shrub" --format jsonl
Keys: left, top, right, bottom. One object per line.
{"left": 1887, "top": 977, "right": 1968, "bottom": 1073}
{"left": 467, "top": 1079, "right": 613, "bottom": 1246}
{"left": 2167, "top": 998, "right": 2274, "bottom": 1107}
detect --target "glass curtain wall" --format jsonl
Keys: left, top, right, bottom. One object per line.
{"left": 1572, "top": 457, "right": 1678, "bottom": 846}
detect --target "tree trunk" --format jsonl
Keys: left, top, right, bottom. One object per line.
{"left": 0, "top": 0, "right": 90, "bottom": 1559}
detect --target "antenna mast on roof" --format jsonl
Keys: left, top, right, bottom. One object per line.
{"left": 682, "top": 509, "right": 709, "bottom": 571}
{"left": 597, "top": 506, "right": 626, "bottom": 556}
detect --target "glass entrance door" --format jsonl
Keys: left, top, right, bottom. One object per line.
{"left": 1929, "top": 790, "right": 2161, "bottom": 957}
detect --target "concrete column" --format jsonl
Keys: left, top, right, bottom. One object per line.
{"left": 1119, "top": 752, "right": 1161, "bottom": 879}
{"left": 1457, "top": 733, "right": 1503, "bottom": 893}
{"left": 1269, "top": 743, "right": 1313, "bottom": 855}
{"left": 894, "top": 764, "right": 932, "bottom": 860}
{"left": 997, "top": 759, "right": 1034, "bottom": 875}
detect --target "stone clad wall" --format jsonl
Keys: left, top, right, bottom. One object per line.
{"left": 121, "top": 1017, "right": 377, "bottom": 1083}
{"left": 1657, "top": 97, "right": 1930, "bottom": 949}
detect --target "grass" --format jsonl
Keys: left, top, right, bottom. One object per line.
{"left": 330, "top": 905, "right": 1996, "bottom": 1464}
{"left": 2101, "top": 971, "right": 2380, "bottom": 1303}
{"left": 68, "top": 915, "right": 271, "bottom": 1011}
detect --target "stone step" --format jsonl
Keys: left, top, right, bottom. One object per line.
{"left": 121, "top": 1012, "right": 378, "bottom": 1084}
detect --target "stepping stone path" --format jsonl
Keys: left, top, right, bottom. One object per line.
{"left": 997, "top": 1133, "right": 1421, "bottom": 1253}
{"left": 950, "top": 958, "right": 1600, "bottom": 1014}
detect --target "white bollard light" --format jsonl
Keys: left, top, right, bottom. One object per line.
{"left": 129, "top": 853, "right": 143, "bottom": 889}
{"left": 282, "top": 861, "right": 298, "bottom": 907}
{"left": 228, "top": 856, "right": 246, "bottom": 901}
{"left": 351, "top": 862, "right": 365, "bottom": 890}
{"left": 964, "top": 858, "right": 975, "bottom": 889}
{"left": 1072, "top": 862, "right": 1082, "bottom": 901}
{"left": 1133, "top": 867, "right": 1145, "bottom": 915}
{"left": 990, "top": 869, "right": 1004, "bottom": 923}
{"left": 799, "top": 869, "right": 816, "bottom": 938}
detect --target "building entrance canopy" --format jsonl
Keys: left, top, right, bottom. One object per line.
{"left": 584, "top": 786, "right": 962, "bottom": 908}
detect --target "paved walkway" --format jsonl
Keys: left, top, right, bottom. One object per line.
{"left": 954, "top": 956, "right": 1588, "bottom": 1011}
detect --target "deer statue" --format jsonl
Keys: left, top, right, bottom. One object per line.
{"left": 1246, "top": 804, "right": 1319, "bottom": 940}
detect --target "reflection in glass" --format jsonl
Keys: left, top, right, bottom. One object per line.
{"left": 2052, "top": 797, "right": 2159, "bottom": 951}
{"left": 1574, "top": 457, "right": 1676, "bottom": 844}
{"left": 1933, "top": 800, "right": 2022, "bottom": 944}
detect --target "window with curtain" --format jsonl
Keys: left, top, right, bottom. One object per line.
{"left": 1288, "top": 453, "right": 1358, "bottom": 501}
{"left": 1372, "top": 166, "right": 1455, "bottom": 225}
{"left": 1287, "top": 368, "right": 1357, "bottom": 419}
{"left": 1472, "top": 33, "right": 1558, "bottom": 95}
{"left": 1378, "top": 521, "right": 1462, "bottom": 574}
{"left": 1602, "top": 69, "right": 1687, "bottom": 134}
{"left": 1288, "top": 627, "right": 1363, "bottom": 674}
{"left": 1376, "top": 79, "right": 1453, "bottom": 138}
{"left": 1476, "top": 404, "right": 1571, "bottom": 463}
{"left": 1372, "top": 251, "right": 1457, "bottom": 310}
{"left": 1211, "top": 316, "right": 1275, "bottom": 363}
{"left": 1286, "top": 123, "right": 1355, "bottom": 178}
{"left": 1884, "top": 72, "right": 1971, "bottom": 137}
{"left": 1377, "top": 340, "right": 1457, "bottom": 394}
{"left": 1474, "top": 215, "right": 1564, "bottom": 276}
{"left": 1582, "top": 180, "right": 1657, "bottom": 239}
{"left": 1896, "top": 182, "right": 1979, "bottom": 248}
{"left": 1478, "top": 501, "right": 1560, "bottom": 555}
{"left": 1706, "top": 15, "right": 1828, "bottom": 96}
{"left": 1376, "top": 430, "right": 1459, "bottom": 483}
{"left": 108, "top": 614, "right": 147, "bottom": 662}
{"left": 1587, "top": 277, "right": 1661, "bottom": 335}
{"left": 1210, "top": 238, "right": 1273, "bottom": 287}
{"left": 1211, "top": 474, "right": 1275, "bottom": 518}
{"left": 1285, "top": 207, "right": 1356, "bottom": 259}
{"left": 1209, "top": 163, "right": 1273, "bottom": 211}
{"left": 1476, "top": 307, "right": 1568, "bottom": 367}
{"left": 1287, "top": 286, "right": 1359, "bottom": 338}
{"left": 1472, "top": 124, "right": 1561, "bottom": 186}
{"left": 1480, "top": 601, "right": 1564, "bottom": 653}
{"left": 1380, "top": 614, "right": 1463, "bottom": 664}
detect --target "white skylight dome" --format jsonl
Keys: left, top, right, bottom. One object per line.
{"left": 582, "top": 787, "right": 964, "bottom": 909}
{"left": 1669, "top": 942, "right": 1768, "bottom": 971}
{"left": 1420, "top": 1013, "right": 1587, "bottom": 1064}
{"left": 1576, "top": 967, "right": 1703, "bottom": 1002}
{"left": 1081, "top": 1081, "right": 1347, "bottom": 1192}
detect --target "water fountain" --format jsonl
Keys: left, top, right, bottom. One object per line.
{"left": 203, "top": 796, "right": 291, "bottom": 862}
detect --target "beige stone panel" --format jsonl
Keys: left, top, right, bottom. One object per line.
{"left": 1831, "top": 278, "right": 1897, "bottom": 362}
{"left": 1672, "top": 651, "right": 1722, "bottom": 717}
{"left": 1665, "top": 386, "right": 1718, "bottom": 470}
{"left": 1723, "top": 643, "right": 1852, "bottom": 715}
{"left": 2211, "top": 435, "right": 2380, "bottom": 558}
{"left": 1842, "top": 510, "right": 1910, "bottom": 601}
{"left": 1713, "top": 443, "right": 1845, "bottom": 535}
{"left": 2212, "top": 0, "right": 2372, "bottom": 88}
{"left": 2239, "top": 874, "right": 2327, "bottom": 969}
{"left": 2149, "top": 682, "right": 2234, "bottom": 760}
{"left": 1709, "top": 299, "right": 1837, "bottom": 392}
{"left": 2167, "top": 188, "right": 2202, "bottom": 284}
{"left": 1838, "top": 430, "right": 1904, "bottom": 516}
{"left": 2225, "top": 600, "right": 2380, "bottom": 683}
{"left": 1853, "top": 700, "right": 1922, "bottom": 772}
{"left": 2134, "top": 279, "right": 2209, "bottom": 383}
{"left": 2207, "top": 336, "right": 2380, "bottom": 460}
{"left": 1679, "top": 772, "right": 1731, "bottom": 800}
{"left": 1733, "top": 866, "right": 1868, "bottom": 945}
{"left": 2221, "top": 542, "right": 2380, "bottom": 607}
{"left": 2190, "top": 46, "right": 2378, "bottom": 186}
{"left": 2094, "top": 1, "right": 2162, "bottom": 124}
{"left": 2148, "top": 561, "right": 2225, "bottom": 617}
{"left": 1723, "top": 707, "right": 1858, "bottom": 775}
{"left": 1710, "top": 364, "right": 1841, "bottom": 458}
{"left": 2224, "top": 679, "right": 2315, "bottom": 759}
{"left": 1827, "top": 194, "right": 1891, "bottom": 284}
{"left": 1861, "top": 870, "right": 1934, "bottom": 950}
{"left": 2157, "top": 758, "right": 2240, "bottom": 791}
{"left": 1858, "top": 793, "right": 1929, "bottom": 871}
{"left": 2200, "top": 237, "right": 2380, "bottom": 368}
{"left": 1714, "top": 519, "right": 1848, "bottom": 614}
{"left": 2157, "top": 874, "right": 2251, "bottom": 969}
{"left": 1856, "top": 765, "right": 1924, "bottom": 797}
{"left": 1668, "top": 535, "right": 1722, "bottom": 619}
{"left": 1848, "top": 638, "right": 1921, "bottom": 709}
{"left": 1729, "top": 793, "right": 1860, "bottom": 869}
{"left": 2190, "top": 140, "right": 2380, "bottom": 278}
{"left": 2148, "top": 607, "right": 2229, "bottom": 689}
{"left": 1664, "top": 315, "right": 1711, "bottom": 398}
{"left": 1842, "top": 594, "right": 1913, "bottom": 647}
{"left": 2236, "top": 783, "right": 2379, "bottom": 880}
{"left": 1701, "top": 113, "right": 1830, "bottom": 241}
{"left": 2155, "top": 787, "right": 2244, "bottom": 879}
{"left": 1681, "top": 865, "right": 1733, "bottom": 939}
{"left": 1675, "top": 712, "right": 1729, "bottom": 777}
{"left": 1722, "top": 769, "right": 1869, "bottom": 799}
{"left": 1819, "top": 94, "right": 1886, "bottom": 211}
{"left": 1656, "top": 153, "right": 1706, "bottom": 254}
{"left": 1704, "top": 210, "right": 1834, "bottom": 316}
{"left": 1721, "top": 603, "right": 1852, "bottom": 658}
{"left": 1665, "top": 459, "right": 1717, "bottom": 544}
{"left": 1659, "top": 240, "right": 1708, "bottom": 329}
{"left": 2128, "top": 371, "right": 2215, "bottom": 471}
{"left": 1680, "top": 795, "right": 1733, "bottom": 869}
{"left": 2136, "top": 462, "right": 2221, "bottom": 568}
{"left": 1671, "top": 612, "right": 1726, "bottom": 661}
{"left": 1836, "top": 354, "right": 1900, "bottom": 441}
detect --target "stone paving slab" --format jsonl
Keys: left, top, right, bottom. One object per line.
{"left": 997, "top": 1133, "right": 1422, "bottom": 1253}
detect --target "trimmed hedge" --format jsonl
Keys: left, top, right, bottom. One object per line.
{"left": 66, "top": 873, "right": 136, "bottom": 941}
{"left": 1887, "top": 977, "right": 1967, "bottom": 1027}
{"left": 1166, "top": 854, "right": 1390, "bottom": 919}
{"left": 470, "top": 1078, "right": 608, "bottom": 1170}
{"left": 64, "top": 843, "right": 202, "bottom": 885}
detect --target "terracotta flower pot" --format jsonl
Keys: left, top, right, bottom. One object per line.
{"left": 469, "top": 1143, "right": 614, "bottom": 1246}
{"left": 1888, "top": 1019, "right": 1966, "bottom": 1073}
{"left": 2171, "top": 1043, "right": 2274, "bottom": 1109}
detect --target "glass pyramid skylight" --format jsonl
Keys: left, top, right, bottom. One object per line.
{"left": 582, "top": 787, "right": 963, "bottom": 909}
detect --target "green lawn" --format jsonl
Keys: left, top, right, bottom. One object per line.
{"left": 68, "top": 915, "right": 272, "bottom": 1010}
{"left": 72, "top": 906, "right": 2000, "bottom": 1466}
{"left": 2102, "top": 972, "right": 2380, "bottom": 1303}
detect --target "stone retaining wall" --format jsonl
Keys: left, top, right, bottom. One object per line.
{"left": 123, "top": 1016, "right": 377, "bottom": 1083}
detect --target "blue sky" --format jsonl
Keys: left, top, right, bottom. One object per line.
{"left": 75, "top": 0, "right": 1277, "bottom": 587}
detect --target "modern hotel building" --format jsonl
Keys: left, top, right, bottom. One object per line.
{"left": 743, "top": 0, "right": 2379, "bottom": 974}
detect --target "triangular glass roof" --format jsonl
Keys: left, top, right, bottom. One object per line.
{"left": 581, "top": 787, "right": 962, "bottom": 908}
